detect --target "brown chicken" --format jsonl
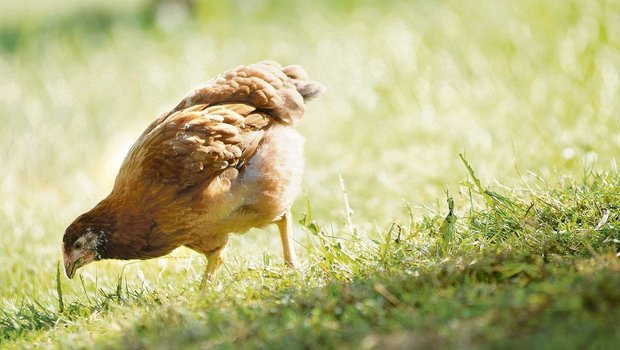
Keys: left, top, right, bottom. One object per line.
{"left": 62, "top": 61, "right": 324, "bottom": 283}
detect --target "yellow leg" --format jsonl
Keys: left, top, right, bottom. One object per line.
{"left": 276, "top": 209, "right": 298, "bottom": 268}
{"left": 201, "top": 247, "right": 224, "bottom": 288}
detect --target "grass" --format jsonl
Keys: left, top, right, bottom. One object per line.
{"left": 1, "top": 0, "right": 620, "bottom": 348}
{"left": 3, "top": 170, "right": 620, "bottom": 348}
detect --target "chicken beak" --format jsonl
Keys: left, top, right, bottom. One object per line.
{"left": 63, "top": 244, "right": 96, "bottom": 279}
{"left": 64, "top": 251, "right": 78, "bottom": 279}
{"left": 63, "top": 243, "right": 83, "bottom": 279}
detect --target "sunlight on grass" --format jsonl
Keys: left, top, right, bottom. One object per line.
{"left": 1, "top": 0, "right": 619, "bottom": 348}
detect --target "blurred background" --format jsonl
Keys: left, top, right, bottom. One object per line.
{"left": 1, "top": 0, "right": 619, "bottom": 299}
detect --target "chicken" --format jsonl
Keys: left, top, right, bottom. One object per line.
{"left": 62, "top": 61, "right": 324, "bottom": 283}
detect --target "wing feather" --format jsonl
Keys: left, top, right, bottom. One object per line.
{"left": 112, "top": 61, "right": 324, "bottom": 198}
{"left": 115, "top": 104, "right": 272, "bottom": 193}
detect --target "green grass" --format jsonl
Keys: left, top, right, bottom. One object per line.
{"left": 1, "top": 0, "right": 620, "bottom": 348}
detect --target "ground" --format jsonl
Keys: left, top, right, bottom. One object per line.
{"left": 1, "top": 0, "right": 620, "bottom": 348}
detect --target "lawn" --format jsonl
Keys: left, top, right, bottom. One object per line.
{"left": 1, "top": 0, "right": 620, "bottom": 348}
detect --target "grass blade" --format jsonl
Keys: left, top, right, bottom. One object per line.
{"left": 56, "top": 262, "right": 64, "bottom": 314}
{"left": 459, "top": 153, "right": 495, "bottom": 208}
{"left": 439, "top": 194, "right": 457, "bottom": 252}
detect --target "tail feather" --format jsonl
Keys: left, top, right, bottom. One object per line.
{"left": 282, "top": 64, "right": 325, "bottom": 101}
{"left": 172, "top": 61, "right": 324, "bottom": 125}
{"left": 293, "top": 79, "right": 325, "bottom": 102}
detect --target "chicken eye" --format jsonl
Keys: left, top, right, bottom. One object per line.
{"left": 74, "top": 241, "right": 83, "bottom": 250}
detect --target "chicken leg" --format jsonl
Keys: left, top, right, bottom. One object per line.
{"left": 276, "top": 209, "right": 298, "bottom": 267}
{"left": 201, "top": 246, "right": 224, "bottom": 287}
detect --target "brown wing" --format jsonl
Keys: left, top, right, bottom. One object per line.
{"left": 112, "top": 61, "right": 323, "bottom": 194}
{"left": 114, "top": 103, "right": 271, "bottom": 193}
